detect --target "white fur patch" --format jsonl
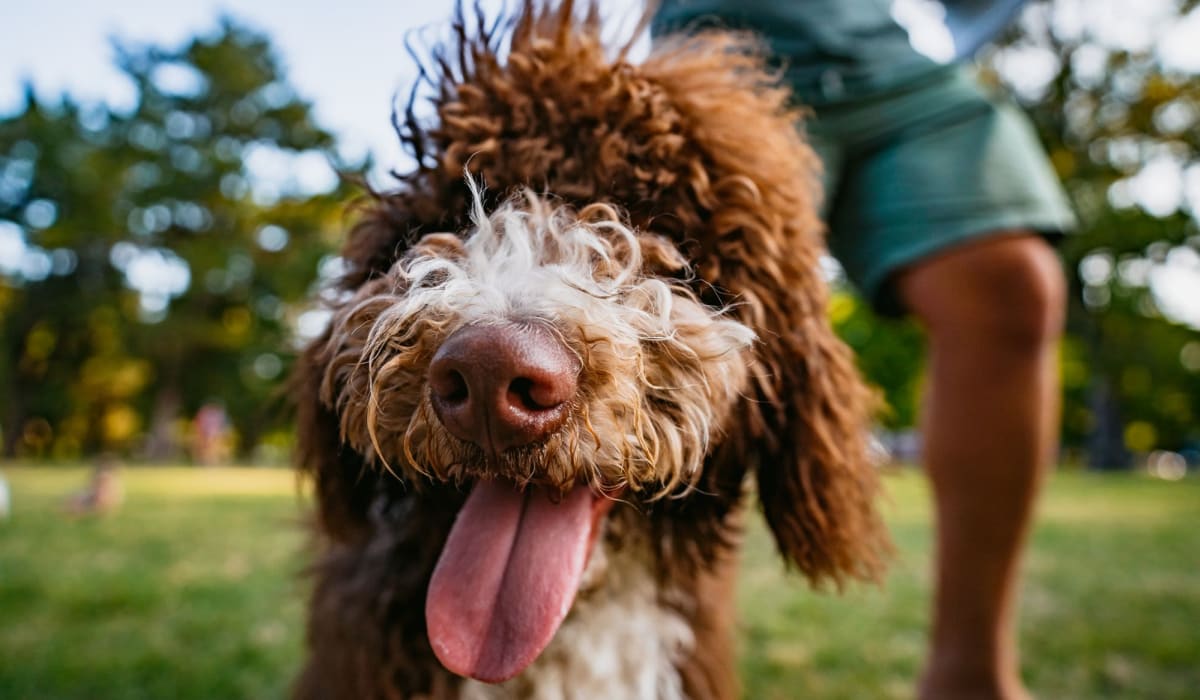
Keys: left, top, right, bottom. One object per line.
{"left": 327, "top": 185, "right": 755, "bottom": 497}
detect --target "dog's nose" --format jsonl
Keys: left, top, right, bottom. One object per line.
{"left": 429, "top": 324, "right": 579, "bottom": 454}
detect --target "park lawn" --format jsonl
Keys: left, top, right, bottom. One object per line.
{"left": 0, "top": 466, "right": 1197, "bottom": 699}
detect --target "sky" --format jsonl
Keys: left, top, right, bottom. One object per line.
{"left": 1, "top": 0, "right": 1199, "bottom": 327}
{"left": 0, "top": 0, "right": 645, "bottom": 179}
{"left": 0, "top": 0, "right": 522, "bottom": 177}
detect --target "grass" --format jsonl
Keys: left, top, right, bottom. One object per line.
{"left": 739, "top": 471, "right": 1200, "bottom": 699}
{"left": 0, "top": 467, "right": 306, "bottom": 700}
{"left": 1, "top": 466, "right": 1197, "bottom": 699}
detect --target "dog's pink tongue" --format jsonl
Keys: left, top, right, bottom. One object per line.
{"left": 426, "top": 481, "right": 597, "bottom": 683}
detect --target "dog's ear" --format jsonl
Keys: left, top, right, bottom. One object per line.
{"left": 293, "top": 330, "right": 378, "bottom": 541}
{"left": 640, "top": 32, "right": 891, "bottom": 586}
{"left": 749, "top": 307, "right": 889, "bottom": 586}
{"left": 336, "top": 193, "right": 434, "bottom": 290}
{"left": 295, "top": 191, "right": 443, "bottom": 540}
{"left": 706, "top": 259, "right": 890, "bottom": 587}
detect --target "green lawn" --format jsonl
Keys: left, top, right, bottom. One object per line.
{"left": 0, "top": 466, "right": 1197, "bottom": 699}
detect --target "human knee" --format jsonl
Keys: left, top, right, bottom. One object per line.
{"left": 974, "top": 238, "right": 1066, "bottom": 346}
{"left": 903, "top": 235, "right": 1067, "bottom": 350}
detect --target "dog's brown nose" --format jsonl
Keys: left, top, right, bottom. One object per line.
{"left": 429, "top": 324, "right": 579, "bottom": 454}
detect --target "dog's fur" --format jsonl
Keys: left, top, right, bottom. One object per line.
{"left": 292, "top": 3, "right": 888, "bottom": 698}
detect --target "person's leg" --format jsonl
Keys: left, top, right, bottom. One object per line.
{"left": 895, "top": 234, "right": 1066, "bottom": 700}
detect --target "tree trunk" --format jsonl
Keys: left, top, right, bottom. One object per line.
{"left": 1, "top": 316, "right": 32, "bottom": 458}
{"left": 1087, "top": 376, "right": 1130, "bottom": 470}
{"left": 1, "top": 390, "right": 24, "bottom": 458}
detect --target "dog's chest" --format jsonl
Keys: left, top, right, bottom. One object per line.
{"left": 457, "top": 542, "right": 693, "bottom": 700}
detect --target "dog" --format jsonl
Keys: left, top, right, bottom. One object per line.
{"left": 292, "top": 3, "right": 888, "bottom": 698}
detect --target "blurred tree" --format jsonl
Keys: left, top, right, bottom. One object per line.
{"left": 0, "top": 19, "right": 356, "bottom": 460}
{"left": 5, "top": 6, "right": 1198, "bottom": 467}
{"left": 830, "top": 288, "right": 926, "bottom": 432}
{"left": 979, "top": 0, "right": 1200, "bottom": 466}
{"left": 824, "top": 1, "right": 1200, "bottom": 467}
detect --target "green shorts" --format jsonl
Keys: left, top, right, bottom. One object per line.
{"left": 807, "top": 67, "right": 1076, "bottom": 315}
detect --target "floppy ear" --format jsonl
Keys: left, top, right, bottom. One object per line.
{"left": 749, "top": 301, "right": 889, "bottom": 585}
{"left": 293, "top": 190, "right": 447, "bottom": 540}
{"left": 640, "top": 33, "right": 890, "bottom": 586}
{"left": 293, "top": 329, "right": 378, "bottom": 542}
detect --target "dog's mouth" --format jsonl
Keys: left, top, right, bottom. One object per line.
{"left": 425, "top": 479, "right": 618, "bottom": 683}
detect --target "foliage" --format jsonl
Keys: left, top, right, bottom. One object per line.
{"left": 829, "top": 290, "right": 925, "bottom": 431}
{"left": 981, "top": 0, "right": 1200, "bottom": 460}
{"left": 3, "top": 4, "right": 1199, "bottom": 463}
{"left": 831, "top": 1, "right": 1200, "bottom": 464}
{"left": 0, "top": 20, "right": 358, "bottom": 459}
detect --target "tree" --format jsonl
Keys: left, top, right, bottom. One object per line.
{"left": 824, "top": 2, "right": 1200, "bottom": 467}
{"left": 980, "top": 0, "right": 1200, "bottom": 465}
{"left": 830, "top": 288, "right": 926, "bottom": 433}
{"left": 0, "top": 19, "right": 356, "bottom": 460}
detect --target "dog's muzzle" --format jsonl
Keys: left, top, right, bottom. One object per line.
{"left": 428, "top": 323, "right": 579, "bottom": 456}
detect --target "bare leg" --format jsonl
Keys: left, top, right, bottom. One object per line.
{"left": 679, "top": 541, "right": 741, "bottom": 700}
{"left": 895, "top": 234, "right": 1066, "bottom": 700}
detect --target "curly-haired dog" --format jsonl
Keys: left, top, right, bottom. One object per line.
{"left": 293, "top": 3, "right": 888, "bottom": 698}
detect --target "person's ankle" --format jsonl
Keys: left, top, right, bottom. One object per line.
{"left": 916, "top": 648, "right": 1032, "bottom": 700}
{"left": 918, "top": 659, "right": 1031, "bottom": 700}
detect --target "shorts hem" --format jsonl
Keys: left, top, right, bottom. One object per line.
{"left": 856, "top": 211, "right": 1076, "bottom": 316}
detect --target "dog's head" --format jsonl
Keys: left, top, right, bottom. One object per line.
{"left": 295, "top": 0, "right": 888, "bottom": 688}
{"left": 324, "top": 187, "right": 754, "bottom": 494}
{"left": 313, "top": 184, "right": 752, "bottom": 681}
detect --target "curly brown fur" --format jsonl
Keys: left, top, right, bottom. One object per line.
{"left": 294, "top": 2, "right": 889, "bottom": 698}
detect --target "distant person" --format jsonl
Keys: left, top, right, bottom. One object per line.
{"left": 191, "top": 402, "right": 232, "bottom": 466}
{"left": 654, "top": 1, "right": 1074, "bottom": 698}
{"left": 0, "top": 470, "right": 10, "bottom": 519}
{"left": 63, "top": 456, "right": 123, "bottom": 516}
